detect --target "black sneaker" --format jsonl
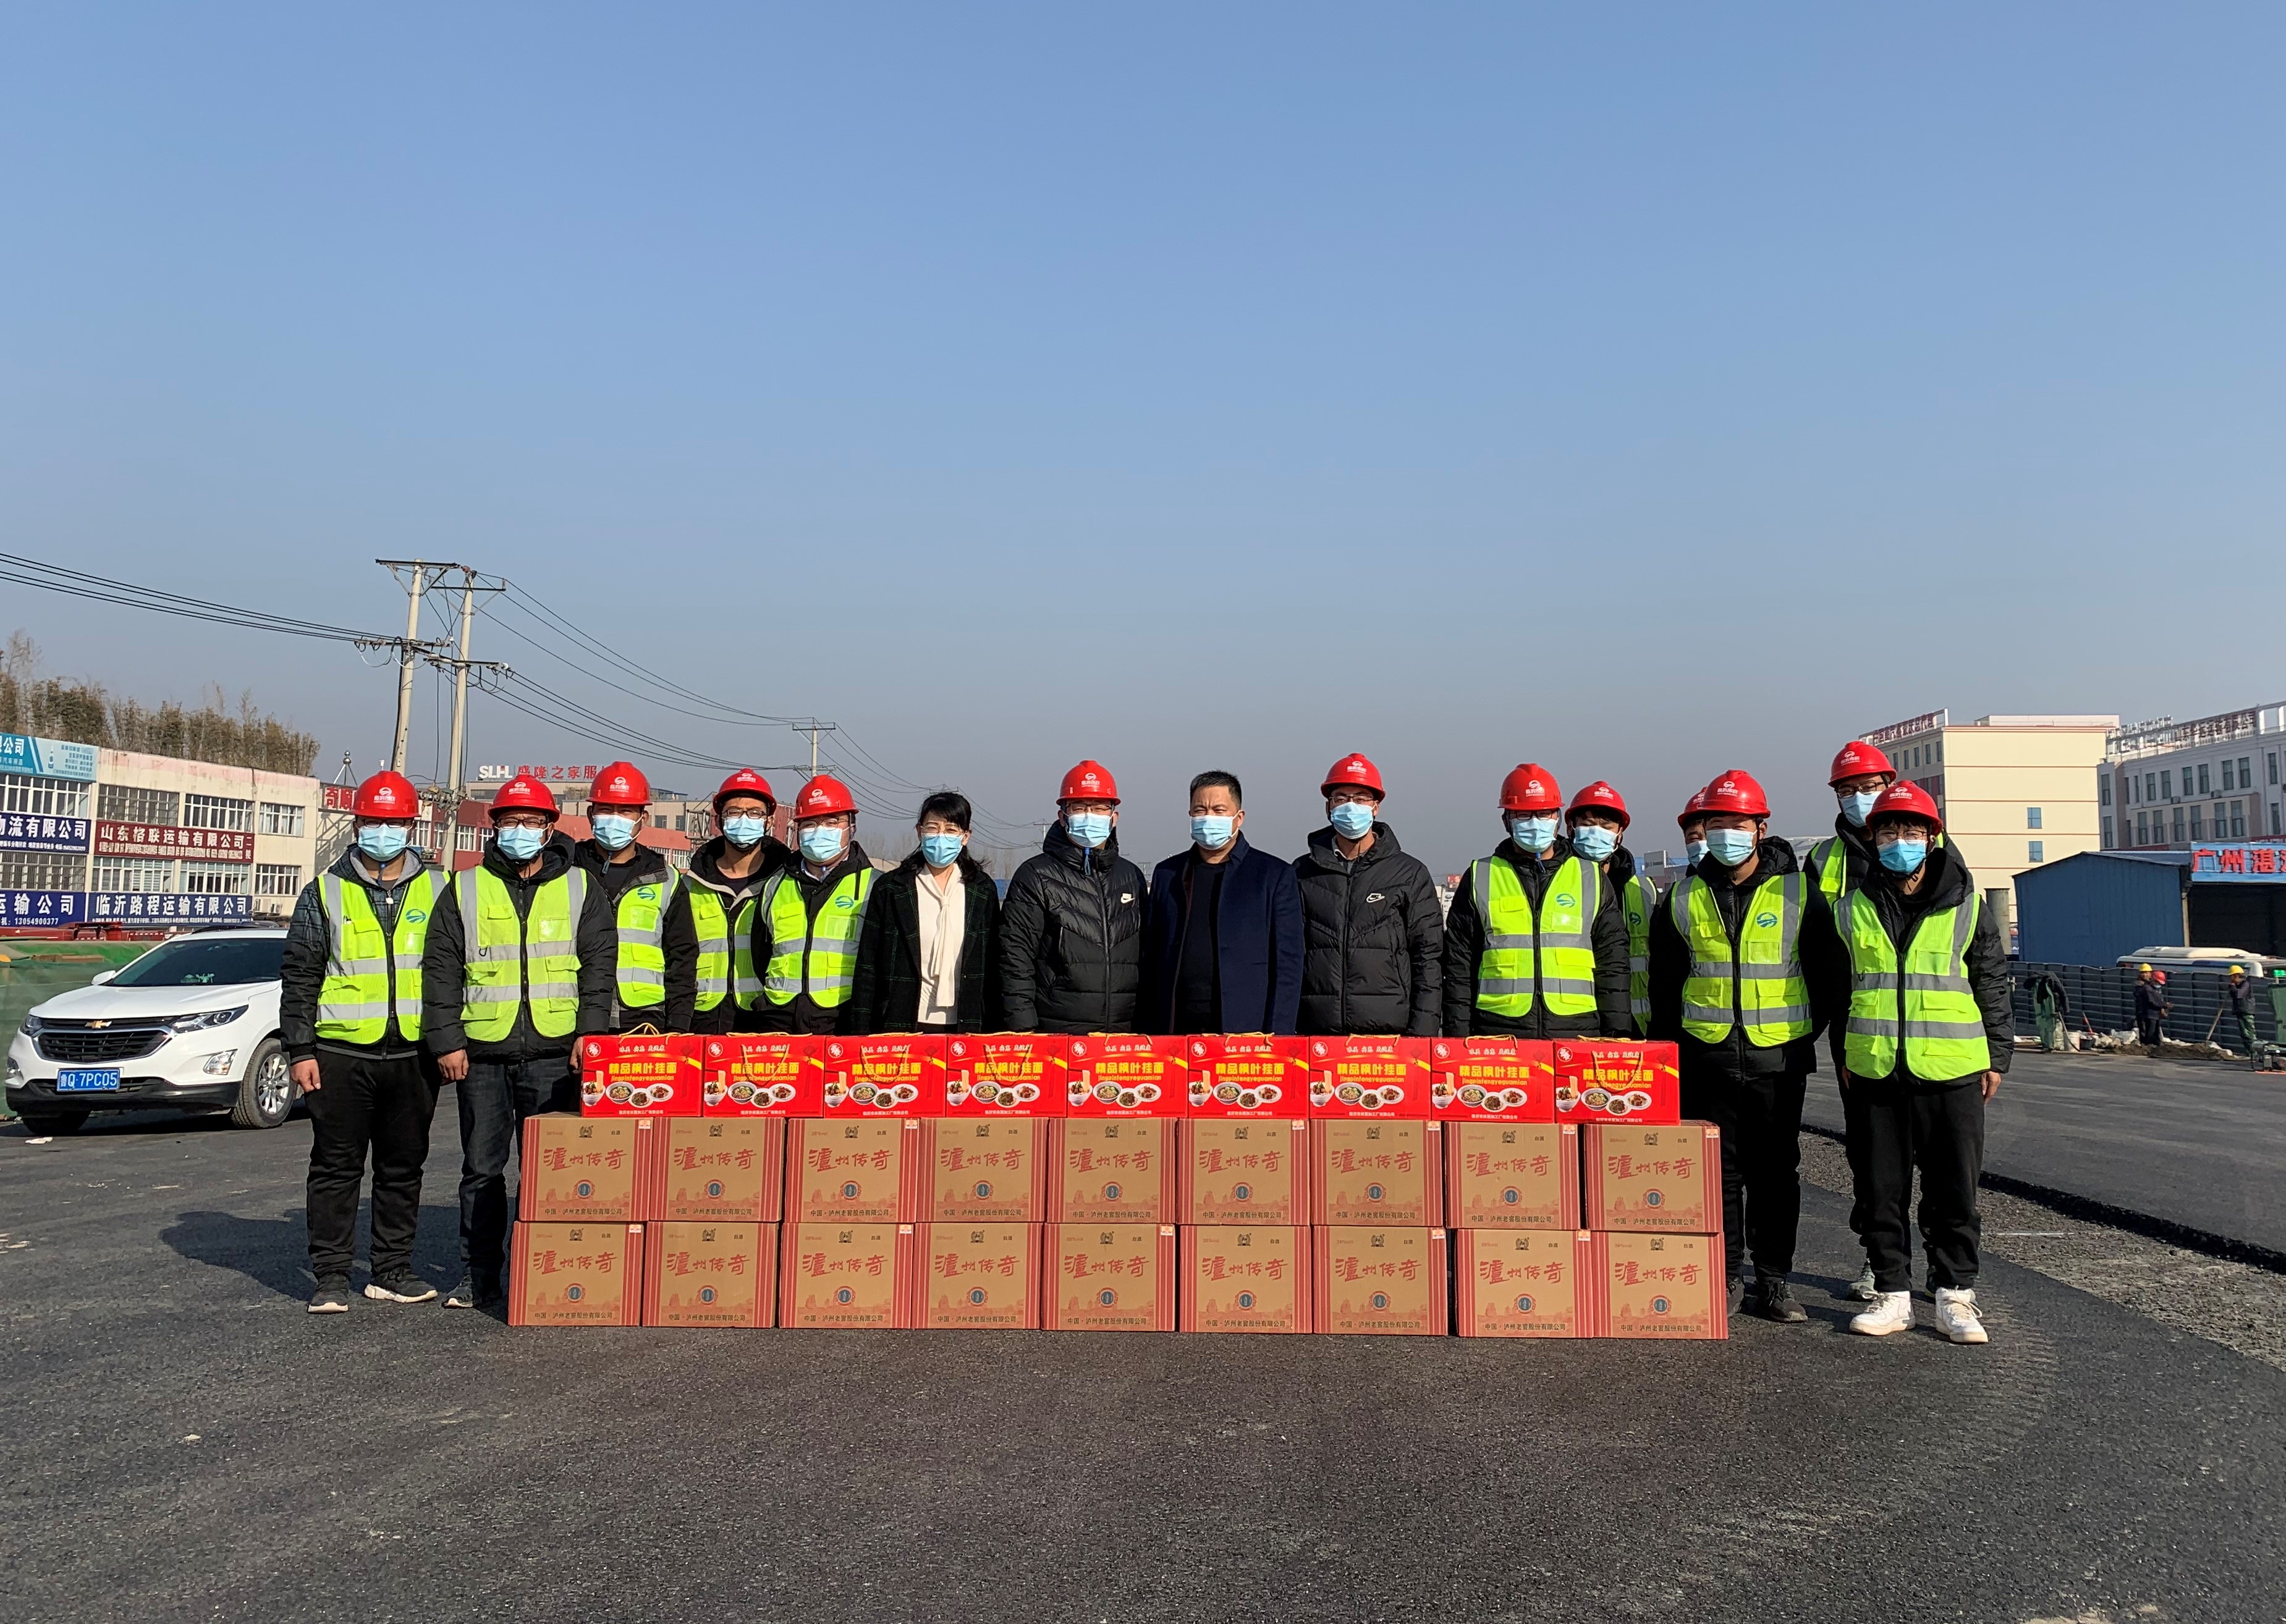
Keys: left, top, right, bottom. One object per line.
{"left": 1753, "top": 1276, "right": 1810, "bottom": 1323}
{"left": 308, "top": 1277, "right": 352, "bottom": 1315}
{"left": 444, "top": 1277, "right": 502, "bottom": 1311}
{"left": 365, "top": 1271, "right": 438, "bottom": 1305}
{"left": 1726, "top": 1275, "right": 1748, "bottom": 1314}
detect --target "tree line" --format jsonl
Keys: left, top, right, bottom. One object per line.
{"left": 0, "top": 632, "right": 320, "bottom": 777}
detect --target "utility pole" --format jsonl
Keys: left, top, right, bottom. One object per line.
{"left": 389, "top": 564, "right": 425, "bottom": 775}
{"left": 446, "top": 573, "right": 477, "bottom": 809}
{"left": 376, "top": 559, "right": 506, "bottom": 800}
{"left": 794, "top": 719, "right": 837, "bottom": 777}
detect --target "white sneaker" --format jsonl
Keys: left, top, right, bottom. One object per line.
{"left": 1933, "top": 1286, "right": 1989, "bottom": 1345}
{"left": 1845, "top": 1263, "right": 1878, "bottom": 1302}
{"left": 1850, "top": 1290, "right": 1914, "bottom": 1337}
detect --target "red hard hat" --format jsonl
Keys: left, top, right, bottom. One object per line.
{"left": 1567, "top": 780, "right": 1629, "bottom": 829}
{"left": 1321, "top": 753, "right": 1384, "bottom": 797}
{"left": 352, "top": 771, "right": 419, "bottom": 819}
{"left": 1828, "top": 740, "right": 1896, "bottom": 787}
{"left": 491, "top": 775, "right": 559, "bottom": 818}
{"left": 590, "top": 761, "right": 650, "bottom": 806}
{"left": 1678, "top": 787, "right": 1711, "bottom": 830}
{"left": 792, "top": 774, "right": 858, "bottom": 820}
{"left": 1869, "top": 779, "right": 1943, "bottom": 834}
{"left": 713, "top": 768, "right": 777, "bottom": 815}
{"left": 1057, "top": 759, "right": 1120, "bottom": 804}
{"left": 1701, "top": 770, "right": 1771, "bottom": 819}
{"left": 1497, "top": 763, "right": 1562, "bottom": 814}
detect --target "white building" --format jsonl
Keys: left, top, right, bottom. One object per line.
{"left": 2103, "top": 704, "right": 2286, "bottom": 850}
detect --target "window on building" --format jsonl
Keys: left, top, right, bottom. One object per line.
{"left": 2026, "top": 807, "right": 2043, "bottom": 829}
{"left": 2271, "top": 752, "right": 2280, "bottom": 786}
{"left": 2172, "top": 806, "right": 2185, "bottom": 842}
{"left": 2101, "top": 816, "right": 2114, "bottom": 848}
{"left": 254, "top": 863, "right": 302, "bottom": 897}
{"left": 2162, "top": 769, "right": 2175, "bottom": 800}
{"left": 0, "top": 849, "right": 87, "bottom": 889}
{"left": 2231, "top": 801, "right": 2246, "bottom": 839}
{"left": 258, "top": 801, "right": 306, "bottom": 838}
{"left": 456, "top": 824, "right": 481, "bottom": 853}
{"left": 2027, "top": 840, "right": 2044, "bottom": 864}
{"left": 2136, "top": 810, "right": 2150, "bottom": 844}
{"left": 2274, "top": 803, "right": 2283, "bottom": 837}
{"left": 0, "top": 773, "right": 92, "bottom": 820}
{"left": 180, "top": 860, "right": 251, "bottom": 895}
{"left": 92, "top": 856, "right": 176, "bottom": 892}
{"left": 96, "top": 784, "right": 179, "bottom": 825}
{"left": 2240, "top": 756, "right": 2254, "bottom": 790}
{"left": 2190, "top": 807, "right": 2204, "bottom": 839}
{"left": 184, "top": 793, "right": 253, "bottom": 832}
{"left": 2145, "top": 772, "right": 2157, "bottom": 803}
{"left": 652, "top": 814, "right": 667, "bottom": 829}
{"left": 2099, "top": 776, "right": 2111, "bottom": 807}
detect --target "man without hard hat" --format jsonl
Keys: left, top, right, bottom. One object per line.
{"left": 1141, "top": 769, "right": 1303, "bottom": 1035}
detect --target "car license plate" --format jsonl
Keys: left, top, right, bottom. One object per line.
{"left": 56, "top": 1069, "right": 122, "bottom": 1093}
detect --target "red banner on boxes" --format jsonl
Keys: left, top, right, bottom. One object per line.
{"left": 1427, "top": 1037, "right": 1556, "bottom": 1122}
{"left": 1183, "top": 1033, "right": 1306, "bottom": 1119}
{"left": 579, "top": 1034, "right": 703, "bottom": 1117}
{"left": 1045, "top": 1223, "right": 1177, "bottom": 1331}
{"left": 1552, "top": 1040, "right": 1680, "bottom": 1125}
{"left": 818, "top": 1034, "right": 947, "bottom": 1117}
{"left": 509, "top": 1221, "right": 646, "bottom": 1327}
{"left": 641, "top": 1221, "right": 777, "bottom": 1327}
{"left": 942, "top": 1034, "right": 1069, "bottom": 1118}
{"left": 916, "top": 1222, "right": 1044, "bottom": 1329}
{"left": 1064, "top": 1033, "right": 1187, "bottom": 1117}
{"left": 1305, "top": 1034, "right": 1432, "bottom": 1119}
{"left": 700, "top": 1034, "right": 821, "bottom": 1117}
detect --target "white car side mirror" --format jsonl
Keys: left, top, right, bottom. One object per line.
{"left": 90, "top": 970, "right": 116, "bottom": 986}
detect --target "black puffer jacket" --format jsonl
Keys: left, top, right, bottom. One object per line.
{"left": 421, "top": 832, "right": 616, "bottom": 1062}
{"left": 999, "top": 823, "right": 1148, "bottom": 1033}
{"left": 681, "top": 835, "right": 788, "bottom": 1035}
{"left": 849, "top": 852, "right": 1003, "bottom": 1034}
{"left": 1441, "top": 834, "right": 1632, "bottom": 1039}
{"left": 1292, "top": 822, "right": 1444, "bottom": 1036}
{"left": 1832, "top": 839, "right": 2013, "bottom": 1086}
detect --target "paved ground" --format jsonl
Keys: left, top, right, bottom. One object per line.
{"left": 4, "top": 1107, "right": 2282, "bottom": 1623}
{"left": 1804, "top": 1049, "right": 2286, "bottom": 1256}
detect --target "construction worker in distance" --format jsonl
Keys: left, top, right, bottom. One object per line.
{"left": 2224, "top": 964, "right": 2260, "bottom": 1064}
{"left": 1649, "top": 769, "right": 1845, "bottom": 1324}
{"left": 745, "top": 774, "right": 875, "bottom": 1034}
{"left": 999, "top": 759, "right": 1148, "bottom": 1033}
{"left": 1836, "top": 780, "right": 2012, "bottom": 1345}
{"left": 1565, "top": 781, "right": 1657, "bottom": 1036}
{"left": 422, "top": 774, "right": 614, "bottom": 1311}
{"left": 1806, "top": 740, "right": 1896, "bottom": 906}
{"left": 2133, "top": 963, "right": 2168, "bottom": 1049}
{"left": 281, "top": 770, "right": 448, "bottom": 1314}
{"left": 1292, "top": 753, "right": 1443, "bottom": 1037}
{"left": 575, "top": 762, "right": 698, "bottom": 1034}
{"left": 1442, "top": 764, "right": 1631, "bottom": 1041}
{"left": 684, "top": 769, "right": 789, "bottom": 1034}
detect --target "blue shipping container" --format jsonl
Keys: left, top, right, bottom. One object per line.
{"left": 2014, "top": 850, "right": 2188, "bottom": 966}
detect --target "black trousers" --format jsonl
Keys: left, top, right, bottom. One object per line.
{"left": 1855, "top": 1076, "right": 1984, "bottom": 1292}
{"left": 1679, "top": 1068, "right": 1808, "bottom": 1283}
{"left": 456, "top": 1053, "right": 579, "bottom": 1292}
{"left": 303, "top": 1049, "right": 441, "bottom": 1282}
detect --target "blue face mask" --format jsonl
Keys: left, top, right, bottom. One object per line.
{"left": 1685, "top": 838, "right": 1709, "bottom": 867}
{"left": 1065, "top": 811, "right": 1112, "bottom": 849}
{"left": 591, "top": 813, "right": 638, "bottom": 852}
{"left": 1328, "top": 801, "right": 1376, "bottom": 840}
{"left": 1568, "top": 824, "right": 1617, "bottom": 862}
{"left": 1879, "top": 837, "right": 1929, "bottom": 874}
{"left": 798, "top": 823, "right": 847, "bottom": 865}
{"left": 920, "top": 832, "right": 964, "bottom": 869}
{"left": 1839, "top": 790, "right": 1881, "bottom": 828}
{"left": 1509, "top": 815, "right": 1559, "bottom": 854}
{"left": 355, "top": 823, "right": 410, "bottom": 863}
{"left": 1191, "top": 814, "right": 1235, "bottom": 851}
{"left": 494, "top": 824, "right": 546, "bottom": 862}
{"left": 721, "top": 814, "right": 769, "bottom": 848}
{"left": 1704, "top": 829, "right": 1757, "bottom": 866}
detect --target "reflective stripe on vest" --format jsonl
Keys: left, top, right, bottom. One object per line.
{"left": 1842, "top": 886, "right": 1986, "bottom": 1082}
{"left": 1622, "top": 871, "right": 1658, "bottom": 1035}
{"left": 613, "top": 868, "right": 678, "bottom": 1010}
{"left": 1471, "top": 855, "right": 1599, "bottom": 1018}
{"left": 1810, "top": 837, "right": 1847, "bottom": 905}
{"left": 730, "top": 896, "right": 761, "bottom": 1010}
{"left": 1669, "top": 869, "right": 1812, "bottom": 1047}
{"left": 685, "top": 884, "right": 731, "bottom": 1012}
{"left": 761, "top": 867, "right": 875, "bottom": 1009}
{"left": 459, "top": 866, "right": 588, "bottom": 1042}
{"left": 314, "top": 868, "right": 441, "bottom": 1044}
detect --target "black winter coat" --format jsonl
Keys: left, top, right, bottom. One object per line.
{"left": 1831, "top": 840, "right": 2013, "bottom": 1086}
{"left": 1441, "top": 834, "right": 1632, "bottom": 1039}
{"left": 575, "top": 839, "right": 700, "bottom": 1034}
{"left": 998, "top": 823, "right": 1148, "bottom": 1034}
{"left": 744, "top": 844, "right": 875, "bottom": 1036}
{"left": 681, "top": 834, "right": 788, "bottom": 1035}
{"left": 1292, "top": 822, "right": 1444, "bottom": 1036}
{"left": 421, "top": 832, "right": 616, "bottom": 1062}
{"left": 849, "top": 852, "right": 1003, "bottom": 1034}
{"left": 281, "top": 847, "right": 443, "bottom": 1063}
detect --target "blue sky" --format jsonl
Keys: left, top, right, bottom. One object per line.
{"left": 4, "top": 6, "right": 2280, "bottom": 876}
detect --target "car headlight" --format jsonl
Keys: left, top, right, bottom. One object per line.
{"left": 19, "top": 1013, "right": 41, "bottom": 1036}
{"left": 169, "top": 1007, "right": 248, "bottom": 1033}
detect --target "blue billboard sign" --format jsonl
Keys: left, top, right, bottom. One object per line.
{"left": 0, "top": 732, "right": 98, "bottom": 782}
{"left": 2189, "top": 844, "right": 2286, "bottom": 884}
{"left": 0, "top": 813, "right": 93, "bottom": 853}
{"left": 0, "top": 890, "right": 85, "bottom": 928}
{"left": 87, "top": 892, "right": 253, "bottom": 924}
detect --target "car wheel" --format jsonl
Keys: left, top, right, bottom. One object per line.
{"left": 231, "top": 1038, "right": 294, "bottom": 1129}
{"left": 15, "top": 1109, "right": 88, "bottom": 1136}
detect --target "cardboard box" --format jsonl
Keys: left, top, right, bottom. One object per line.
{"left": 778, "top": 1221, "right": 921, "bottom": 1329}
{"left": 1046, "top": 1118, "right": 1179, "bottom": 1223}
{"left": 1044, "top": 1223, "right": 1177, "bottom": 1332}
{"left": 1064, "top": 1033, "right": 1187, "bottom": 1118}
{"left": 1426, "top": 1036, "right": 1557, "bottom": 1122}
{"left": 1442, "top": 1121, "right": 1580, "bottom": 1230}
{"left": 1183, "top": 1034, "right": 1307, "bottom": 1119}
{"left": 818, "top": 1033, "right": 947, "bottom": 1118}
{"left": 663, "top": 1115, "right": 786, "bottom": 1223}
{"left": 1312, "top": 1118, "right": 1444, "bottom": 1225}
{"left": 1454, "top": 1229, "right": 1590, "bottom": 1339}
{"left": 1584, "top": 1231, "right": 1727, "bottom": 1340}
{"left": 1552, "top": 1039, "right": 1680, "bottom": 1125}
{"left": 1311, "top": 1225, "right": 1448, "bottom": 1335}
{"left": 578, "top": 1034, "right": 703, "bottom": 1116}
{"left": 917, "top": 1222, "right": 1044, "bottom": 1329}
{"left": 786, "top": 1117, "right": 924, "bottom": 1222}
{"left": 920, "top": 1118, "right": 1049, "bottom": 1221}
{"left": 943, "top": 1034, "right": 1070, "bottom": 1118}
{"left": 1179, "top": 1117, "right": 1313, "bottom": 1224}
{"left": 1304, "top": 1035, "right": 1433, "bottom": 1119}
{"left": 700, "top": 1033, "right": 822, "bottom": 1117}
{"left": 509, "top": 1221, "right": 645, "bottom": 1327}
{"left": 1584, "top": 1122, "right": 1723, "bottom": 1234}
{"left": 641, "top": 1220, "right": 777, "bottom": 1327}
{"left": 1179, "top": 1225, "right": 1312, "bottom": 1334}
{"left": 517, "top": 1114, "right": 667, "bottom": 1222}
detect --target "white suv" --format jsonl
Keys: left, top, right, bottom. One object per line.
{"left": 6, "top": 927, "right": 291, "bottom": 1135}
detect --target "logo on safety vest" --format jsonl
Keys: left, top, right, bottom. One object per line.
{"left": 834, "top": 894, "right": 855, "bottom": 910}
{"left": 1756, "top": 911, "right": 1779, "bottom": 928}
{"left": 405, "top": 908, "right": 427, "bottom": 924}
{"left": 1556, "top": 893, "right": 1575, "bottom": 908}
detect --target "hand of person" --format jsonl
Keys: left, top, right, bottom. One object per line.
{"left": 438, "top": 1048, "right": 470, "bottom": 1082}
{"left": 1980, "top": 1069, "right": 2002, "bottom": 1101}
{"left": 290, "top": 1058, "right": 321, "bottom": 1094}
{"left": 1835, "top": 1061, "right": 1850, "bottom": 1090}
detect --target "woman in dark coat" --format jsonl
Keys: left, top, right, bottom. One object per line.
{"left": 848, "top": 792, "right": 1002, "bottom": 1034}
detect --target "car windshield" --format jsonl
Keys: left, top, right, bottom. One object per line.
{"left": 106, "top": 937, "right": 286, "bottom": 988}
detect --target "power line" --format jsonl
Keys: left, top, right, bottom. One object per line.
{"left": 0, "top": 553, "right": 396, "bottom": 645}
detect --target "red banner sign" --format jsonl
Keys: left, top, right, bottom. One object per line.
{"left": 94, "top": 821, "right": 255, "bottom": 862}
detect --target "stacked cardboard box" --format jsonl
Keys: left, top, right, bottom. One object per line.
{"left": 1429, "top": 1037, "right": 1585, "bottom": 1337}
{"left": 510, "top": 1113, "right": 665, "bottom": 1327}
{"left": 1565, "top": 1038, "right": 1723, "bottom": 1340}
{"left": 1302, "top": 1036, "right": 1444, "bottom": 1334}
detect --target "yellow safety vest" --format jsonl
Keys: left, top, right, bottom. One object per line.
{"left": 314, "top": 867, "right": 442, "bottom": 1044}
{"left": 459, "top": 866, "right": 588, "bottom": 1042}
{"left": 685, "top": 885, "right": 732, "bottom": 1013}
{"left": 1471, "top": 854, "right": 1599, "bottom": 1019}
{"left": 1841, "top": 886, "right": 1987, "bottom": 1083}
{"left": 611, "top": 868, "right": 678, "bottom": 1011}
{"left": 1620, "top": 871, "right": 1658, "bottom": 1035}
{"left": 1669, "top": 869, "right": 1812, "bottom": 1046}
{"left": 1808, "top": 836, "right": 1850, "bottom": 907}
{"left": 760, "top": 867, "right": 874, "bottom": 1009}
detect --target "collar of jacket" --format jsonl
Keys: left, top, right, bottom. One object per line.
{"left": 1695, "top": 835, "right": 1801, "bottom": 891}
{"left": 577, "top": 838, "right": 668, "bottom": 882}
{"left": 1828, "top": 813, "right": 1876, "bottom": 863}
{"left": 1865, "top": 837, "right": 1968, "bottom": 910}
{"left": 794, "top": 842, "right": 871, "bottom": 892}
{"left": 1044, "top": 819, "right": 1121, "bottom": 873}
{"left": 331, "top": 845, "right": 431, "bottom": 894}
{"left": 1189, "top": 831, "right": 1253, "bottom": 874}
{"left": 483, "top": 829, "right": 575, "bottom": 886}
{"left": 1492, "top": 833, "right": 1575, "bottom": 874}
{"left": 1604, "top": 842, "right": 1637, "bottom": 886}
{"left": 685, "top": 834, "right": 785, "bottom": 899}
{"left": 1303, "top": 821, "right": 1399, "bottom": 869}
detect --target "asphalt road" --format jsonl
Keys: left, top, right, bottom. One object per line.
{"left": 1805, "top": 1049, "right": 2286, "bottom": 1256}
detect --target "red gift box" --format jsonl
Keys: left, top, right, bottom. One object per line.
{"left": 818, "top": 1033, "right": 947, "bottom": 1118}
{"left": 1426, "top": 1036, "right": 1556, "bottom": 1123}
{"left": 1183, "top": 1033, "right": 1307, "bottom": 1119}
{"left": 942, "top": 1033, "right": 1070, "bottom": 1119}
{"left": 1552, "top": 1039, "right": 1680, "bottom": 1125}
{"left": 1305, "top": 1034, "right": 1433, "bottom": 1119}
{"left": 1064, "top": 1033, "right": 1187, "bottom": 1117}
{"left": 700, "top": 1033, "right": 822, "bottom": 1117}
{"left": 579, "top": 1033, "right": 703, "bottom": 1117}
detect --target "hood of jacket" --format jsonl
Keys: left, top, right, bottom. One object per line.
{"left": 575, "top": 837, "right": 670, "bottom": 886}
{"left": 1043, "top": 818, "right": 1125, "bottom": 874}
{"left": 685, "top": 833, "right": 787, "bottom": 899}
{"left": 481, "top": 828, "right": 578, "bottom": 887}
{"left": 1865, "top": 834, "right": 1970, "bottom": 911}
{"left": 1693, "top": 833, "right": 1802, "bottom": 890}
{"left": 1302, "top": 821, "right": 1405, "bottom": 871}
{"left": 325, "top": 843, "right": 434, "bottom": 894}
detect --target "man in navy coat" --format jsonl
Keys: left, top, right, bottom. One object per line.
{"left": 1142, "top": 771, "right": 1304, "bottom": 1034}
